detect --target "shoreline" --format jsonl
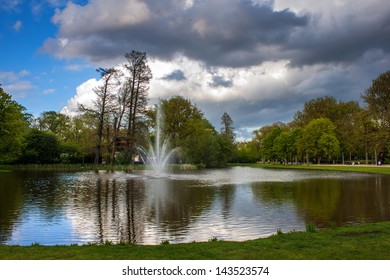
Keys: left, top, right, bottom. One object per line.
{"left": 1, "top": 221, "right": 390, "bottom": 259}
{"left": 229, "top": 163, "right": 390, "bottom": 175}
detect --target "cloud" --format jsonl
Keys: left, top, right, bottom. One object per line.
{"left": 42, "top": 0, "right": 390, "bottom": 69}
{"left": 43, "top": 88, "right": 56, "bottom": 94}
{"left": 162, "top": 69, "right": 186, "bottom": 81}
{"left": 12, "top": 20, "right": 22, "bottom": 31}
{"left": 0, "top": 0, "right": 22, "bottom": 11}
{"left": 61, "top": 78, "right": 99, "bottom": 116}
{"left": 0, "top": 70, "right": 35, "bottom": 98}
{"left": 42, "top": 0, "right": 308, "bottom": 67}
{"left": 54, "top": 0, "right": 390, "bottom": 140}
{"left": 209, "top": 75, "right": 233, "bottom": 88}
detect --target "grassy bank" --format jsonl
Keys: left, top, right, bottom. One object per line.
{"left": 1, "top": 222, "right": 390, "bottom": 260}
{"left": 230, "top": 163, "right": 390, "bottom": 175}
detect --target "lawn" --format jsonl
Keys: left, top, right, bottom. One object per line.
{"left": 1, "top": 222, "right": 390, "bottom": 260}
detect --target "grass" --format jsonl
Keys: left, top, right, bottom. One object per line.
{"left": 1, "top": 222, "right": 390, "bottom": 260}
{"left": 230, "top": 163, "right": 390, "bottom": 175}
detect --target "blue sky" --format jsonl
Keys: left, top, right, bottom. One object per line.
{"left": 1, "top": 0, "right": 390, "bottom": 140}
{"left": 1, "top": 0, "right": 94, "bottom": 114}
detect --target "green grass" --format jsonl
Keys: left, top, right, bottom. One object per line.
{"left": 1, "top": 222, "right": 390, "bottom": 260}
{"left": 230, "top": 163, "right": 390, "bottom": 175}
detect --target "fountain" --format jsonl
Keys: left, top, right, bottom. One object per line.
{"left": 138, "top": 103, "right": 177, "bottom": 176}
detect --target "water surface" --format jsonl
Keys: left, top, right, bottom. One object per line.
{"left": 1, "top": 167, "right": 389, "bottom": 245}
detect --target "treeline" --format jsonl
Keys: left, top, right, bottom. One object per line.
{"left": 0, "top": 51, "right": 236, "bottom": 167}
{"left": 235, "top": 71, "right": 390, "bottom": 165}
{"left": 1, "top": 58, "right": 389, "bottom": 167}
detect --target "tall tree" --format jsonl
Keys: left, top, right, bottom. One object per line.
{"left": 0, "top": 86, "right": 28, "bottom": 163}
{"left": 79, "top": 68, "right": 119, "bottom": 164}
{"left": 361, "top": 70, "right": 390, "bottom": 163}
{"left": 362, "top": 70, "right": 390, "bottom": 128}
{"left": 220, "top": 112, "right": 236, "bottom": 162}
{"left": 124, "top": 51, "right": 152, "bottom": 152}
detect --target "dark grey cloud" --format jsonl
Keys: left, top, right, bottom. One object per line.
{"left": 209, "top": 75, "right": 233, "bottom": 88}
{"left": 55, "top": 0, "right": 390, "bottom": 139}
{"left": 162, "top": 69, "right": 186, "bottom": 81}
{"left": 42, "top": 0, "right": 309, "bottom": 67}
{"left": 42, "top": 0, "right": 390, "bottom": 69}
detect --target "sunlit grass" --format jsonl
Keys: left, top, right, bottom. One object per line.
{"left": 230, "top": 163, "right": 390, "bottom": 175}
{"left": 1, "top": 222, "right": 390, "bottom": 260}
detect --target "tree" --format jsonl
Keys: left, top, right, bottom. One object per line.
{"left": 0, "top": 87, "right": 28, "bottom": 163}
{"left": 274, "top": 128, "right": 303, "bottom": 164}
{"left": 362, "top": 70, "right": 390, "bottom": 128}
{"left": 79, "top": 68, "right": 119, "bottom": 164}
{"left": 235, "top": 141, "right": 259, "bottom": 163}
{"left": 299, "top": 118, "right": 339, "bottom": 164}
{"left": 161, "top": 96, "right": 204, "bottom": 148}
{"left": 20, "top": 129, "right": 61, "bottom": 164}
{"left": 124, "top": 51, "right": 153, "bottom": 152}
{"left": 254, "top": 123, "right": 287, "bottom": 162}
{"left": 220, "top": 112, "right": 236, "bottom": 162}
{"left": 38, "top": 111, "right": 70, "bottom": 141}
{"left": 293, "top": 96, "right": 338, "bottom": 127}
{"left": 361, "top": 70, "right": 390, "bottom": 163}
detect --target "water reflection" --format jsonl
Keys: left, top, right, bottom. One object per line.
{"left": 0, "top": 167, "right": 390, "bottom": 245}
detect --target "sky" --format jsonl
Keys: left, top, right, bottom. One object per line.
{"left": 1, "top": 0, "right": 390, "bottom": 140}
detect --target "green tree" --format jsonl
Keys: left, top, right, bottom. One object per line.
{"left": 257, "top": 123, "right": 286, "bottom": 162}
{"left": 362, "top": 70, "right": 390, "bottom": 128}
{"left": 161, "top": 96, "right": 204, "bottom": 148}
{"left": 299, "top": 118, "right": 339, "bottom": 164}
{"left": 293, "top": 96, "right": 338, "bottom": 127}
{"left": 361, "top": 70, "right": 390, "bottom": 163}
{"left": 220, "top": 112, "right": 236, "bottom": 162}
{"left": 274, "top": 128, "right": 303, "bottom": 164}
{"left": 0, "top": 87, "right": 28, "bottom": 163}
{"left": 38, "top": 111, "right": 71, "bottom": 141}
{"left": 20, "top": 129, "right": 61, "bottom": 164}
{"left": 235, "top": 141, "right": 259, "bottom": 163}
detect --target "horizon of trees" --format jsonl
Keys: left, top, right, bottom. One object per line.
{"left": 236, "top": 71, "right": 390, "bottom": 165}
{"left": 1, "top": 60, "right": 390, "bottom": 167}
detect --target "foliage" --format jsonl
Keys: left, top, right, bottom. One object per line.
{"left": 0, "top": 87, "right": 28, "bottom": 163}
{"left": 20, "top": 129, "right": 61, "bottom": 164}
{"left": 158, "top": 96, "right": 234, "bottom": 167}
{"left": 362, "top": 70, "right": 390, "bottom": 128}
{"left": 234, "top": 141, "right": 259, "bottom": 163}
{"left": 299, "top": 118, "right": 340, "bottom": 164}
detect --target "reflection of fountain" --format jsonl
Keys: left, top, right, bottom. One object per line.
{"left": 139, "top": 103, "right": 177, "bottom": 175}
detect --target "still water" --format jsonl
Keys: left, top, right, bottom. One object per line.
{"left": 1, "top": 167, "right": 390, "bottom": 245}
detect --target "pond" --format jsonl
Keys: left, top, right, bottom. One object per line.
{"left": 1, "top": 166, "right": 390, "bottom": 245}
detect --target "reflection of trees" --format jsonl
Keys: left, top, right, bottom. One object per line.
{"left": 251, "top": 175, "right": 390, "bottom": 227}
{"left": 217, "top": 185, "right": 236, "bottom": 220}
{"left": 293, "top": 179, "right": 341, "bottom": 226}
{"left": 0, "top": 172, "right": 24, "bottom": 243}
{"left": 145, "top": 179, "right": 216, "bottom": 233}
{"left": 23, "top": 171, "right": 69, "bottom": 219}
{"left": 337, "top": 176, "right": 390, "bottom": 224}
{"left": 251, "top": 182, "right": 295, "bottom": 206}
{"left": 68, "top": 174, "right": 147, "bottom": 244}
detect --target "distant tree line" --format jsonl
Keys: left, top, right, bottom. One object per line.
{"left": 0, "top": 51, "right": 236, "bottom": 167}
{"left": 1, "top": 63, "right": 390, "bottom": 167}
{"left": 235, "top": 71, "right": 390, "bottom": 165}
